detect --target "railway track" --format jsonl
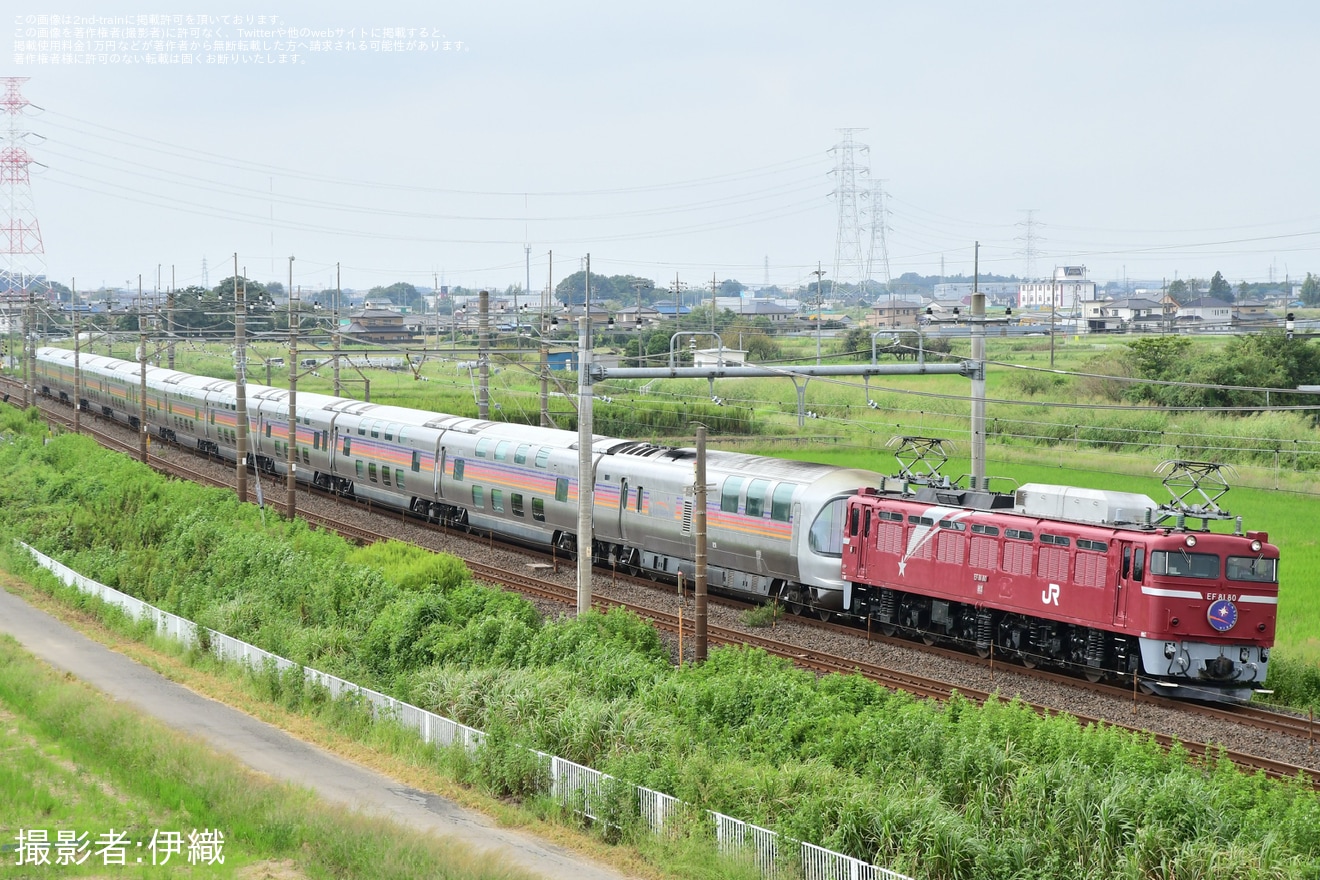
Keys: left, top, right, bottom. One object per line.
{"left": 5, "top": 377, "right": 1318, "bottom": 785}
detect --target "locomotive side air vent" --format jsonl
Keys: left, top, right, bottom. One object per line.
{"left": 1014, "top": 484, "right": 1159, "bottom": 526}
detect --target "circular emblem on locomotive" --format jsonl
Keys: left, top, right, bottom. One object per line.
{"left": 1207, "top": 599, "right": 1238, "bottom": 633}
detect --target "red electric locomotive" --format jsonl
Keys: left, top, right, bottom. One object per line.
{"left": 840, "top": 467, "right": 1278, "bottom": 703}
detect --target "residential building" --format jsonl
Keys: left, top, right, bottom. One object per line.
{"left": 1018, "top": 266, "right": 1097, "bottom": 312}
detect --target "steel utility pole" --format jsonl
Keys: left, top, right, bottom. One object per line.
{"left": 694, "top": 425, "right": 708, "bottom": 663}
{"left": 478, "top": 290, "right": 490, "bottom": 419}
{"left": 166, "top": 264, "right": 175, "bottom": 370}
{"left": 286, "top": 255, "right": 297, "bottom": 519}
{"left": 333, "top": 263, "right": 341, "bottom": 396}
{"left": 234, "top": 255, "right": 248, "bottom": 504}
{"left": 137, "top": 275, "right": 147, "bottom": 463}
{"left": 72, "top": 278, "right": 80, "bottom": 434}
{"left": 812, "top": 263, "right": 826, "bottom": 365}
{"left": 576, "top": 311, "right": 594, "bottom": 616}
{"left": 710, "top": 273, "right": 718, "bottom": 334}
{"left": 970, "top": 241, "right": 986, "bottom": 490}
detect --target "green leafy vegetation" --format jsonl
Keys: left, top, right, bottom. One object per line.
{"left": 3, "top": 409, "right": 1320, "bottom": 878}
{"left": 0, "top": 634, "right": 539, "bottom": 880}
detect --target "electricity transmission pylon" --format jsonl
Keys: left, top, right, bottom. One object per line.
{"left": 829, "top": 128, "right": 869, "bottom": 291}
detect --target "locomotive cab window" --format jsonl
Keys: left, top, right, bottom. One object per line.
{"left": 1227, "top": 555, "right": 1277, "bottom": 583}
{"left": 809, "top": 497, "right": 847, "bottom": 557}
{"left": 1150, "top": 550, "right": 1220, "bottom": 579}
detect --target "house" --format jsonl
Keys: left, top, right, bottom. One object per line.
{"left": 615, "top": 305, "right": 663, "bottom": 327}
{"left": 651, "top": 300, "right": 691, "bottom": 319}
{"left": 867, "top": 299, "right": 924, "bottom": 328}
{"left": 1081, "top": 297, "right": 1165, "bottom": 333}
{"left": 720, "top": 298, "right": 798, "bottom": 322}
{"left": 1232, "top": 299, "right": 1276, "bottom": 326}
{"left": 1018, "top": 266, "right": 1097, "bottom": 313}
{"left": 692, "top": 348, "right": 747, "bottom": 367}
{"left": 345, "top": 306, "right": 413, "bottom": 343}
{"left": 1176, "top": 297, "right": 1233, "bottom": 330}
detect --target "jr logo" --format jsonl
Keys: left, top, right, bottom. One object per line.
{"left": 1042, "top": 583, "right": 1060, "bottom": 606}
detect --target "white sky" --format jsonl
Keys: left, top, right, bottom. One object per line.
{"left": 7, "top": 1, "right": 1319, "bottom": 294}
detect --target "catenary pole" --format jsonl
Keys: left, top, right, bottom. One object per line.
{"left": 287, "top": 255, "right": 297, "bottom": 519}
{"left": 234, "top": 255, "right": 248, "bottom": 504}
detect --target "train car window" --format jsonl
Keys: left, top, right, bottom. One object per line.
{"left": 536, "top": 448, "right": 550, "bottom": 468}
{"left": 1150, "top": 550, "right": 1220, "bottom": 579}
{"left": 476, "top": 438, "right": 493, "bottom": 458}
{"left": 396, "top": 469, "right": 404, "bottom": 488}
{"left": 355, "top": 461, "right": 364, "bottom": 479}
{"left": 411, "top": 450, "right": 421, "bottom": 472}
{"left": 771, "top": 484, "right": 796, "bottom": 522}
{"left": 1040, "top": 534, "right": 1070, "bottom": 547}
{"left": 863, "top": 508, "right": 872, "bottom": 537}
{"left": 472, "top": 486, "right": 484, "bottom": 508}
{"left": 636, "top": 486, "right": 644, "bottom": 512}
{"left": 939, "top": 520, "right": 967, "bottom": 531}
{"left": 303, "top": 449, "right": 311, "bottom": 465}
{"left": 1005, "top": 528, "right": 1033, "bottom": 541}
{"left": 848, "top": 507, "right": 860, "bottom": 537}
{"left": 1227, "top": 556, "right": 1277, "bottom": 583}
{"left": 511, "top": 493, "right": 524, "bottom": 517}
{"left": 745, "top": 480, "right": 770, "bottom": 518}
{"left": 371, "top": 423, "right": 379, "bottom": 439}
{"left": 1132, "top": 548, "right": 1145, "bottom": 581}
{"left": 382, "top": 468, "right": 391, "bottom": 486}
{"left": 515, "top": 444, "right": 530, "bottom": 465}
{"left": 491, "top": 489, "right": 504, "bottom": 513}
{"left": 721, "top": 477, "right": 744, "bottom": 514}
{"left": 620, "top": 487, "right": 631, "bottom": 510}
{"left": 342, "top": 437, "right": 352, "bottom": 456}
{"left": 879, "top": 510, "right": 905, "bottom": 522}
{"left": 532, "top": 498, "right": 546, "bottom": 522}
{"left": 1122, "top": 547, "right": 1131, "bottom": 579}
{"left": 971, "top": 523, "right": 999, "bottom": 536}
{"left": 1078, "top": 539, "right": 1107, "bottom": 552}
{"left": 398, "top": 429, "right": 407, "bottom": 444}
{"left": 555, "top": 477, "right": 568, "bottom": 502}
{"left": 369, "top": 463, "right": 378, "bottom": 482}
{"left": 908, "top": 515, "right": 934, "bottom": 526}
{"left": 495, "top": 440, "right": 511, "bottom": 461}
{"left": 357, "top": 423, "right": 366, "bottom": 436}
{"left": 453, "top": 460, "right": 465, "bottom": 481}
{"left": 809, "top": 498, "right": 846, "bottom": 557}
{"left": 384, "top": 425, "right": 394, "bottom": 441}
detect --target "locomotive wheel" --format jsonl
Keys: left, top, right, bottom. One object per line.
{"left": 816, "top": 607, "right": 832, "bottom": 622}
{"left": 974, "top": 645, "right": 991, "bottom": 659}
{"left": 1020, "top": 653, "right": 1039, "bottom": 669}
{"left": 921, "top": 631, "right": 937, "bottom": 646}
{"left": 1082, "top": 667, "right": 1104, "bottom": 683}
{"left": 879, "top": 622, "right": 897, "bottom": 637}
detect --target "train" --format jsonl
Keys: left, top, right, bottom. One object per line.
{"left": 32, "top": 346, "right": 1278, "bottom": 703}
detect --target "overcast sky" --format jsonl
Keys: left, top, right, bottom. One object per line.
{"left": 7, "top": 1, "right": 1318, "bottom": 295}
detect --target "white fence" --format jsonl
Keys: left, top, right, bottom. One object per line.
{"left": 21, "top": 542, "right": 913, "bottom": 880}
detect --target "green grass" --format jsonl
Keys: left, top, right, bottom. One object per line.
{"left": 0, "top": 634, "right": 540, "bottom": 880}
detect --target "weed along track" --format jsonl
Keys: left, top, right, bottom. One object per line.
{"left": 7, "top": 374, "right": 1320, "bottom": 784}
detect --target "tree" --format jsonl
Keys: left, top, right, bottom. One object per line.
{"left": 1237, "top": 281, "right": 1251, "bottom": 301}
{"left": 719, "top": 278, "right": 746, "bottom": 296}
{"left": 1301, "top": 273, "right": 1320, "bottom": 306}
{"left": 1209, "top": 271, "right": 1233, "bottom": 303}
{"left": 368, "top": 282, "right": 422, "bottom": 311}
{"left": 1166, "top": 279, "right": 1191, "bottom": 304}
{"left": 555, "top": 271, "right": 616, "bottom": 305}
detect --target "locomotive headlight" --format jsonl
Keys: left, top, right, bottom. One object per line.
{"left": 1240, "top": 648, "right": 1250, "bottom": 663}
{"left": 1164, "top": 641, "right": 1176, "bottom": 659}
{"left": 1250, "top": 539, "right": 1262, "bottom": 552}
{"left": 1185, "top": 535, "right": 1197, "bottom": 547}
